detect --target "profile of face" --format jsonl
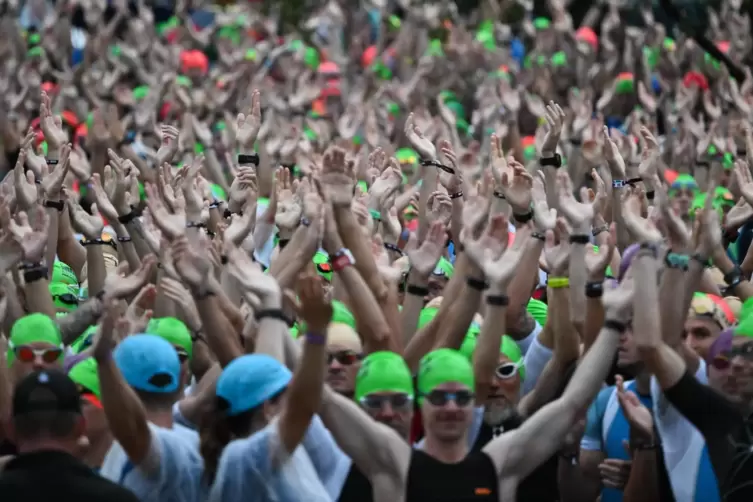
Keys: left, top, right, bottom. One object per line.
{"left": 708, "top": 339, "right": 753, "bottom": 406}
{"left": 10, "top": 341, "right": 64, "bottom": 381}
{"left": 617, "top": 327, "right": 641, "bottom": 369}
{"left": 483, "top": 355, "right": 521, "bottom": 426}
{"left": 359, "top": 391, "right": 414, "bottom": 439}
{"left": 326, "top": 342, "right": 363, "bottom": 396}
{"left": 685, "top": 317, "right": 723, "bottom": 360}
{"left": 421, "top": 382, "right": 475, "bottom": 443}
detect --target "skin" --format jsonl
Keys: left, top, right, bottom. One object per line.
{"left": 426, "top": 275, "right": 449, "bottom": 302}
{"left": 421, "top": 382, "right": 476, "bottom": 444}
{"left": 617, "top": 328, "right": 642, "bottom": 369}
{"left": 708, "top": 338, "right": 753, "bottom": 406}
{"left": 361, "top": 391, "right": 414, "bottom": 440}
{"left": 483, "top": 354, "right": 521, "bottom": 426}
{"left": 10, "top": 341, "right": 64, "bottom": 381}
{"left": 684, "top": 317, "right": 723, "bottom": 360}
{"left": 670, "top": 189, "right": 694, "bottom": 217}
{"left": 326, "top": 340, "right": 363, "bottom": 396}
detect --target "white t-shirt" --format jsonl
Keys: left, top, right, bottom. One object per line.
{"left": 100, "top": 422, "right": 206, "bottom": 502}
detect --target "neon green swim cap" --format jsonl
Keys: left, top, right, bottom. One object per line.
{"left": 417, "top": 349, "right": 474, "bottom": 403}
{"left": 396, "top": 148, "right": 418, "bottom": 166}
{"left": 147, "top": 317, "right": 193, "bottom": 359}
{"left": 52, "top": 261, "right": 78, "bottom": 286}
{"left": 459, "top": 332, "right": 525, "bottom": 380}
{"left": 355, "top": 351, "right": 414, "bottom": 402}
{"left": 417, "top": 307, "right": 438, "bottom": 330}
{"left": 433, "top": 257, "right": 454, "bottom": 278}
{"left": 526, "top": 298, "right": 548, "bottom": 327}
{"left": 68, "top": 358, "right": 101, "bottom": 398}
{"left": 8, "top": 314, "right": 63, "bottom": 364}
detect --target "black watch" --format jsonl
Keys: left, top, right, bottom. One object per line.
{"left": 539, "top": 153, "right": 562, "bottom": 168}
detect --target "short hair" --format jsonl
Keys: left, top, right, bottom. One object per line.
{"left": 134, "top": 388, "right": 182, "bottom": 412}
{"left": 13, "top": 410, "right": 79, "bottom": 440}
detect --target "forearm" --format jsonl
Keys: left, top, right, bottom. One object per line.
{"left": 337, "top": 266, "right": 394, "bottom": 353}
{"left": 568, "top": 242, "right": 588, "bottom": 330}
{"left": 56, "top": 210, "right": 86, "bottom": 277}
{"left": 659, "top": 266, "right": 690, "bottom": 348}
{"left": 123, "top": 219, "right": 153, "bottom": 259}
{"left": 611, "top": 192, "right": 631, "bottom": 252}
{"left": 623, "top": 450, "right": 661, "bottom": 502}
{"left": 110, "top": 222, "right": 141, "bottom": 273}
{"left": 24, "top": 279, "right": 56, "bottom": 318}
{"left": 562, "top": 324, "right": 621, "bottom": 411}
{"left": 417, "top": 168, "right": 438, "bottom": 243}
{"left": 551, "top": 286, "right": 581, "bottom": 364}
{"left": 333, "top": 209, "right": 388, "bottom": 301}
{"left": 43, "top": 210, "right": 59, "bottom": 277}
{"left": 57, "top": 299, "right": 102, "bottom": 345}
{"left": 583, "top": 297, "right": 604, "bottom": 353}
{"left": 195, "top": 296, "right": 243, "bottom": 367}
{"left": 85, "top": 246, "right": 107, "bottom": 297}
{"left": 474, "top": 302, "right": 506, "bottom": 405}
{"left": 400, "top": 271, "right": 428, "bottom": 346}
{"left": 436, "top": 285, "right": 482, "bottom": 350}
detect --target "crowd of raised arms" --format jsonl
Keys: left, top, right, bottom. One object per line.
{"left": 0, "top": 0, "right": 753, "bottom": 501}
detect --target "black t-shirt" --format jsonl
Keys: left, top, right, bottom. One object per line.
{"left": 0, "top": 439, "right": 17, "bottom": 456}
{"left": 406, "top": 449, "right": 499, "bottom": 502}
{"left": 338, "top": 462, "right": 374, "bottom": 502}
{"left": 664, "top": 370, "right": 753, "bottom": 502}
{"left": 470, "top": 412, "right": 560, "bottom": 502}
{"left": 0, "top": 449, "right": 139, "bottom": 502}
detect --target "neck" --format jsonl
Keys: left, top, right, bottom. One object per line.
{"left": 146, "top": 409, "right": 174, "bottom": 429}
{"left": 634, "top": 370, "right": 651, "bottom": 396}
{"left": 422, "top": 433, "right": 468, "bottom": 464}
{"left": 17, "top": 438, "right": 76, "bottom": 455}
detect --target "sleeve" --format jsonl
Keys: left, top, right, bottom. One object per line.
{"left": 301, "top": 416, "right": 352, "bottom": 500}
{"left": 662, "top": 370, "right": 741, "bottom": 438}
{"left": 210, "top": 428, "right": 274, "bottom": 502}
{"left": 516, "top": 320, "right": 542, "bottom": 356}
{"left": 139, "top": 427, "right": 202, "bottom": 490}
{"left": 252, "top": 200, "right": 277, "bottom": 268}
{"left": 580, "top": 386, "right": 610, "bottom": 451}
{"left": 521, "top": 333, "right": 553, "bottom": 395}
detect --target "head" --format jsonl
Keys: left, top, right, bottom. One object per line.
{"left": 325, "top": 323, "right": 363, "bottom": 397}
{"left": 50, "top": 282, "right": 80, "bottom": 314}
{"left": 484, "top": 337, "right": 525, "bottom": 426}
{"left": 428, "top": 258, "right": 453, "bottom": 302}
{"left": 8, "top": 313, "right": 65, "bottom": 381}
{"left": 707, "top": 330, "right": 753, "bottom": 409}
{"left": 201, "top": 354, "right": 291, "bottom": 482}
{"left": 113, "top": 334, "right": 183, "bottom": 413}
{"left": 147, "top": 317, "right": 193, "bottom": 389}
{"left": 616, "top": 324, "right": 643, "bottom": 371}
{"left": 684, "top": 294, "right": 729, "bottom": 360}
{"left": 418, "top": 349, "right": 475, "bottom": 444}
{"left": 668, "top": 175, "right": 698, "bottom": 216}
{"left": 9, "top": 369, "right": 86, "bottom": 454}
{"left": 355, "top": 351, "right": 414, "bottom": 439}
{"left": 68, "top": 358, "right": 108, "bottom": 442}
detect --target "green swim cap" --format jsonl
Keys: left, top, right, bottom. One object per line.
{"left": 218, "top": 26, "right": 241, "bottom": 44}
{"left": 245, "top": 49, "right": 258, "bottom": 61}
{"left": 296, "top": 300, "right": 355, "bottom": 335}
{"left": 313, "top": 251, "right": 332, "bottom": 282}
{"left": 523, "top": 145, "right": 537, "bottom": 161}
{"left": 526, "top": 298, "right": 548, "bottom": 327}
{"left": 147, "top": 317, "right": 193, "bottom": 359}
{"left": 175, "top": 75, "right": 192, "bottom": 88}
{"left": 533, "top": 17, "right": 551, "bottom": 30}
{"left": 132, "top": 86, "right": 150, "bottom": 101}
{"left": 417, "top": 307, "right": 439, "bottom": 330}
{"left": 417, "top": 349, "right": 474, "bottom": 403}
{"left": 459, "top": 332, "right": 525, "bottom": 380}
{"left": 551, "top": 51, "right": 567, "bottom": 67}
{"left": 8, "top": 314, "right": 63, "bottom": 364}
{"left": 433, "top": 257, "right": 454, "bottom": 278}
{"left": 70, "top": 325, "right": 99, "bottom": 354}
{"left": 396, "top": 148, "right": 418, "bottom": 166}
{"left": 68, "top": 358, "right": 101, "bottom": 398}
{"left": 355, "top": 351, "right": 414, "bottom": 402}
{"left": 50, "top": 282, "right": 79, "bottom": 312}
{"left": 53, "top": 261, "right": 78, "bottom": 286}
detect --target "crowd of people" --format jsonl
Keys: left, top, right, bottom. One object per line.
{"left": 0, "top": 0, "right": 752, "bottom": 501}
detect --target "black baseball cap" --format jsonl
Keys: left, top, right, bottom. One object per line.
{"left": 12, "top": 369, "right": 82, "bottom": 417}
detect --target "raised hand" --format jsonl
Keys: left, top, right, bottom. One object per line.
{"left": 462, "top": 175, "right": 493, "bottom": 238}
{"left": 368, "top": 161, "right": 402, "bottom": 209}
{"left": 603, "top": 126, "right": 627, "bottom": 180}
{"left": 69, "top": 202, "right": 104, "bottom": 240}
{"left": 8, "top": 206, "right": 49, "bottom": 263}
{"left": 69, "top": 144, "right": 93, "bottom": 183}
{"left": 297, "top": 273, "right": 333, "bottom": 333}
{"left": 427, "top": 191, "right": 452, "bottom": 226}
{"left": 39, "top": 91, "right": 67, "bottom": 150}
{"left": 734, "top": 159, "right": 753, "bottom": 207}
{"left": 404, "top": 113, "right": 437, "bottom": 159}
{"left": 102, "top": 256, "right": 156, "bottom": 302}
{"left": 144, "top": 183, "right": 186, "bottom": 240}
{"left": 122, "top": 284, "right": 156, "bottom": 336}
{"left": 438, "top": 141, "right": 463, "bottom": 192}
{"left": 181, "top": 155, "right": 208, "bottom": 222}
{"left": 637, "top": 126, "right": 660, "bottom": 182}
{"left": 14, "top": 151, "right": 38, "bottom": 210}
{"left": 40, "top": 143, "right": 71, "bottom": 199}
{"left": 586, "top": 230, "right": 616, "bottom": 281}
{"left": 540, "top": 101, "right": 566, "bottom": 156}
{"left": 93, "top": 299, "right": 120, "bottom": 363}
{"left": 541, "top": 221, "right": 570, "bottom": 275}
{"left": 498, "top": 157, "right": 533, "bottom": 214}
{"left": 532, "top": 173, "right": 557, "bottom": 231}
{"left": 274, "top": 167, "right": 303, "bottom": 231}
{"left": 319, "top": 147, "right": 355, "bottom": 207}
{"left": 694, "top": 178, "right": 722, "bottom": 259}
{"left": 655, "top": 182, "right": 690, "bottom": 250}
{"left": 557, "top": 171, "right": 594, "bottom": 233}
{"left": 463, "top": 214, "right": 526, "bottom": 288}
{"left": 622, "top": 191, "right": 662, "bottom": 244}
{"left": 90, "top": 174, "right": 119, "bottom": 222}
{"left": 406, "top": 221, "right": 446, "bottom": 277}
{"left": 21, "top": 129, "right": 45, "bottom": 179}
{"left": 225, "top": 245, "right": 281, "bottom": 307}
{"left": 489, "top": 133, "right": 511, "bottom": 191}
{"left": 602, "top": 276, "right": 635, "bottom": 322}
{"left": 156, "top": 125, "right": 180, "bottom": 166}
{"left": 236, "top": 89, "right": 262, "bottom": 148}
{"left": 159, "top": 278, "right": 201, "bottom": 331}
{"left": 172, "top": 235, "right": 212, "bottom": 293}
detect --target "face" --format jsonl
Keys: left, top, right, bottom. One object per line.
{"left": 685, "top": 317, "right": 722, "bottom": 360}
{"left": 671, "top": 189, "right": 693, "bottom": 216}
{"left": 427, "top": 275, "right": 449, "bottom": 302}
{"left": 359, "top": 391, "right": 414, "bottom": 439}
{"left": 173, "top": 345, "right": 191, "bottom": 390}
{"left": 617, "top": 326, "right": 641, "bottom": 369}
{"left": 10, "top": 341, "right": 64, "bottom": 381}
{"left": 325, "top": 343, "right": 363, "bottom": 396}
{"left": 483, "top": 355, "right": 521, "bottom": 426}
{"left": 421, "top": 382, "right": 475, "bottom": 443}
{"left": 708, "top": 339, "right": 753, "bottom": 406}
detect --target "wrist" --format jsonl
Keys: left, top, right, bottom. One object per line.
{"left": 259, "top": 297, "right": 283, "bottom": 310}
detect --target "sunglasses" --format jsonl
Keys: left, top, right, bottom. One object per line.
{"left": 360, "top": 393, "right": 413, "bottom": 410}
{"left": 52, "top": 293, "right": 80, "bottom": 306}
{"left": 316, "top": 262, "right": 332, "bottom": 274}
{"left": 423, "top": 389, "right": 474, "bottom": 407}
{"left": 669, "top": 188, "right": 696, "bottom": 198}
{"left": 327, "top": 350, "right": 363, "bottom": 366}
{"left": 174, "top": 347, "right": 190, "bottom": 363}
{"left": 712, "top": 342, "right": 753, "bottom": 370}
{"left": 11, "top": 343, "right": 63, "bottom": 363}
{"left": 495, "top": 361, "right": 522, "bottom": 380}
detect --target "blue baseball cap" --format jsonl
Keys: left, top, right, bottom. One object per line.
{"left": 113, "top": 334, "right": 181, "bottom": 394}
{"left": 216, "top": 354, "right": 292, "bottom": 416}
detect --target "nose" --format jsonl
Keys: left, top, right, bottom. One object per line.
{"left": 377, "top": 402, "right": 396, "bottom": 419}
{"left": 730, "top": 355, "right": 746, "bottom": 371}
{"left": 443, "top": 398, "right": 460, "bottom": 411}
{"left": 329, "top": 359, "right": 344, "bottom": 371}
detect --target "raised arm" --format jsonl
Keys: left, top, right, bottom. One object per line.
{"left": 484, "top": 277, "right": 634, "bottom": 482}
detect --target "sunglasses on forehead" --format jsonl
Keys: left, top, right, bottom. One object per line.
{"left": 10, "top": 342, "right": 63, "bottom": 363}
{"left": 316, "top": 262, "right": 332, "bottom": 274}
{"left": 360, "top": 393, "right": 413, "bottom": 410}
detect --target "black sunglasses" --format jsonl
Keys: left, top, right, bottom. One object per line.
{"left": 360, "top": 393, "right": 413, "bottom": 410}
{"left": 423, "top": 389, "right": 474, "bottom": 407}
{"left": 327, "top": 350, "right": 363, "bottom": 366}
{"left": 53, "top": 293, "right": 80, "bottom": 306}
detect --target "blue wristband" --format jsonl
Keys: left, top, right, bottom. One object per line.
{"left": 305, "top": 332, "right": 327, "bottom": 345}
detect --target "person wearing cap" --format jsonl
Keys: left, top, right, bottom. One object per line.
{"left": 7, "top": 314, "right": 65, "bottom": 382}
{"left": 322, "top": 322, "right": 364, "bottom": 398}
{"left": 146, "top": 317, "right": 194, "bottom": 389}
{"left": 93, "top": 333, "right": 205, "bottom": 501}
{"left": 685, "top": 293, "right": 733, "bottom": 360}
{"left": 68, "top": 357, "right": 112, "bottom": 470}
{"left": 0, "top": 369, "right": 139, "bottom": 502}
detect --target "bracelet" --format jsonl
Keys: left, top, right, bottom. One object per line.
{"left": 724, "top": 266, "right": 744, "bottom": 290}
{"left": 23, "top": 266, "right": 49, "bottom": 283}
{"left": 117, "top": 236, "right": 132, "bottom": 243}
{"left": 569, "top": 234, "right": 590, "bottom": 245}
{"left": 493, "top": 190, "right": 506, "bottom": 200}
{"left": 605, "top": 319, "right": 627, "bottom": 333}
{"left": 548, "top": 277, "right": 570, "bottom": 289}
{"left": 691, "top": 253, "right": 709, "bottom": 267}
{"left": 449, "top": 191, "right": 463, "bottom": 200}
{"left": 592, "top": 226, "right": 608, "bottom": 237}
{"left": 186, "top": 221, "right": 207, "bottom": 229}
{"left": 486, "top": 294, "right": 510, "bottom": 306}
{"left": 279, "top": 239, "right": 290, "bottom": 249}
{"left": 237, "top": 153, "right": 260, "bottom": 166}
{"left": 305, "top": 332, "right": 327, "bottom": 345}
{"left": 420, "top": 158, "right": 455, "bottom": 174}
{"left": 585, "top": 281, "right": 604, "bottom": 298}
{"left": 80, "top": 239, "right": 111, "bottom": 247}
{"left": 531, "top": 231, "right": 546, "bottom": 241}
{"left": 513, "top": 210, "right": 534, "bottom": 224}
{"left": 627, "top": 177, "right": 642, "bottom": 186}
{"left": 43, "top": 200, "right": 65, "bottom": 212}
{"left": 18, "top": 261, "right": 44, "bottom": 271}
{"left": 406, "top": 284, "right": 429, "bottom": 296}
{"left": 118, "top": 207, "right": 142, "bottom": 225}
{"left": 632, "top": 439, "right": 658, "bottom": 450}
{"left": 696, "top": 160, "right": 710, "bottom": 168}
{"left": 466, "top": 277, "right": 489, "bottom": 291}
{"left": 46, "top": 159, "right": 59, "bottom": 165}
{"left": 208, "top": 200, "right": 221, "bottom": 209}
{"left": 190, "top": 329, "right": 206, "bottom": 343}
{"left": 220, "top": 255, "right": 228, "bottom": 265}
{"left": 646, "top": 191, "right": 655, "bottom": 201}
{"left": 612, "top": 180, "right": 626, "bottom": 188}
{"left": 384, "top": 242, "right": 404, "bottom": 255}
{"left": 664, "top": 252, "right": 690, "bottom": 271}
{"left": 255, "top": 308, "right": 294, "bottom": 327}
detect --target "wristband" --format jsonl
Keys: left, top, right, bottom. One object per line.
{"left": 384, "top": 242, "right": 403, "bottom": 255}
{"left": 612, "top": 180, "right": 626, "bottom": 188}
{"left": 220, "top": 255, "right": 228, "bottom": 265}
{"left": 46, "top": 159, "right": 59, "bottom": 166}
{"left": 237, "top": 153, "right": 260, "bottom": 166}
{"left": 691, "top": 253, "right": 709, "bottom": 267}
{"left": 466, "top": 277, "right": 489, "bottom": 291}
{"left": 531, "top": 231, "right": 546, "bottom": 241}
{"left": 117, "top": 236, "right": 132, "bottom": 243}
{"left": 513, "top": 210, "right": 534, "bottom": 224}
{"left": 592, "top": 225, "right": 608, "bottom": 237}
{"left": 186, "top": 221, "right": 207, "bottom": 229}
{"left": 420, "top": 158, "right": 455, "bottom": 174}
{"left": 209, "top": 200, "right": 221, "bottom": 209}
{"left": 23, "top": 266, "right": 49, "bottom": 283}
{"left": 646, "top": 191, "right": 655, "bottom": 201}
{"left": 449, "top": 191, "right": 463, "bottom": 200}
{"left": 206, "top": 230, "right": 216, "bottom": 238}
{"left": 19, "top": 262, "right": 44, "bottom": 271}
{"left": 548, "top": 277, "right": 569, "bottom": 289}
{"left": 664, "top": 252, "right": 690, "bottom": 271}
{"left": 539, "top": 153, "right": 562, "bottom": 168}
{"left": 585, "top": 282, "right": 604, "bottom": 298}
{"left": 406, "top": 284, "right": 429, "bottom": 297}
{"left": 605, "top": 319, "right": 627, "bottom": 333}
{"left": 493, "top": 190, "right": 506, "bottom": 200}
{"left": 193, "top": 288, "right": 216, "bottom": 300}
{"left": 80, "top": 239, "right": 112, "bottom": 247}
{"left": 627, "top": 177, "right": 642, "bottom": 186}
{"left": 255, "top": 308, "right": 294, "bottom": 327}
{"left": 569, "top": 234, "right": 590, "bottom": 245}
{"left": 639, "top": 241, "right": 660, "bottom": 258}
{"left": 118, "top": 207, "right": 142, "bottom": 224}
{"left": 696, "top": 161, "right": 710, "bottom": 168}
{"left": 486, "top": 294, "right": 510, "bottom": 306}
{"left": 305, "top": 332, "right": 327, "bottom": 345}
{"left": 633, "top": 441, "right": 658, "bottom": 451}
{"left": 43, "top": 200, "right": 65, "bottom": 212}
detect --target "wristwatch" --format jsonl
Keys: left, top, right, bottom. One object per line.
{"left": 331, "top": 249, "right": 356, "bottom": 272}
{"left": 539, "top": 153, "right": 562, "bottom": 168}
